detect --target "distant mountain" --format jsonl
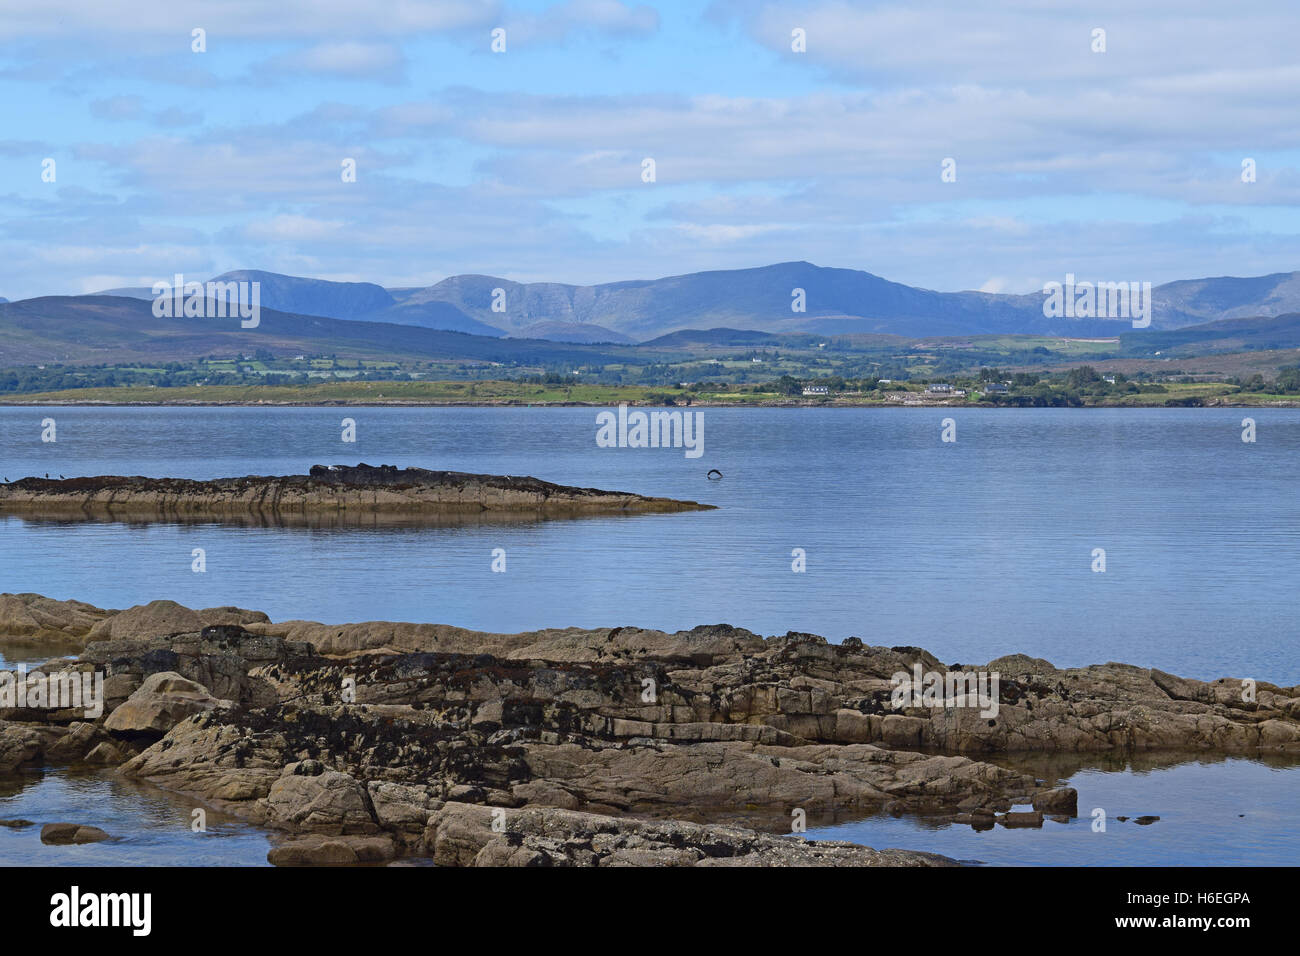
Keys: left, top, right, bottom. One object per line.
{"left": 1148, "top": 272, "right": 1300, "bottom": 326}
{"left": 396, "top": 262, "right": 1172, "bottom": 340}
{"left": 65, "top": 261, "right": 1300, "bottom": 344}
{"left": 641, "top": 328, "right": 782, "bottom": 347}
{"left": 97, "top": 271, "right": 395, "bottom": 320}
{"left": 1120, "top": 311, "right": 1300, "bottom": 355}
{"left": 206, "top": 270, "right": 396, "bottom": 319}
{"left": 0, "top": 295, "right": 628, "bottom": 366}
{"left": 367, "top": 300, "right": 505, "bottom": 337}
{"left": 94, "top": 273, "right": 506, "bottom": 337}
{"left": 509, "top": 321, "right": 633, "bottom": 344}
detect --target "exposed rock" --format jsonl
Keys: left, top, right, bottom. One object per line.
{"left": 265, "top": 765, "right": 378, "bottom": 833}
{"left": 0, "top": 819, "right": 34, "bottom": 828}
{"left": 84, "top": 741, "right": 126, "bottom": 764}
{"left": 0, "top": 593, "right": 111, "bottom": 645}
{"left": 1134, "top": 815, "right": 1161, "bottom": 825}
{"left": 0, "top": 465, "right": 714, "bottom": 523}
{"left": 1031, "top": 787, "right": 1078, "bottom": 816}
{"left": 40, "top": 823, "right": 110, "bottom": 844}
{"left": 6, "top": 593, "right": 1298, "bottom": 865}
{"left": 103, "top": 672, "right": 223, "bottom": 735}
{"left": 424, "top": 803, "right": 955, "bottom": 868}
{"left": 267, "top": 834, "right": 396, "bottom": 866}
{"left": 0, "top": 721, "right": 50, "bottom": 771}
{"left": 999, "top": 811, "right": 1044, "bottom": 828}
{"left": 44, "top": 722, "right": 112, "bottom": 762}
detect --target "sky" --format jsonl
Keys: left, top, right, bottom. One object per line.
{"left": 2, "top": 0, "right": 1300, "bottom": 300}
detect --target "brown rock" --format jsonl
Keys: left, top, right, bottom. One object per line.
{"left": 41, "top": 823, "right": 110, "bottom": 844}
{"left": 999, "top": 811, "right": 1044, "bottom": 828}
{"left": 104, "top": 672, "right": 222, "bottom": 734}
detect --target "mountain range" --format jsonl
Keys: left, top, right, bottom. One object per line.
{"left": 86, "top": 262, "right": 1300, "bottom": 343}
{"left": 3, "top": 261, "right": 1300, "bottom": 366}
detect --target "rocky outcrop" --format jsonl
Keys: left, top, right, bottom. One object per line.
{"left": 0, "top": 594, "right": 270, "bottom": 650}
{"left": 0, "top": 464, "right": 714, "bottom": 523}
{"left": 103, "top": 672, "right": 225, "bottom": 735}
{"left": 0, "top": 719, "right": 125, "bottom": 770}
{"left": 0, "top": 593, "right": 111, "bottom": 645}
{"left": 3, "top": 594, "right": 1297, "bottom": 866}
{"left": 423, "top": 803, "right": 954, "bottom": 867}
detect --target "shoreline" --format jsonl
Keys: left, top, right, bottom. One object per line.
{"left": 3, "top": 398, "right": 1299, "bottom": 408}
{"left": 2, "top": 593, "right": 1295, "bottom": 866}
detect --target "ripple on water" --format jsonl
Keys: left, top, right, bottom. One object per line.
{"left": 0, "top": 766, "right": 272, "bottom": 867}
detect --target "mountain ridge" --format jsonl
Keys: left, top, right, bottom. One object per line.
{"left": 62, "top": 260, "right": 1300, "bottom": 345}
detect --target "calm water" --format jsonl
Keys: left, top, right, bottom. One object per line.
{"left": 1, "top": 405, "right": 1296, "bottom": 680}
{"left": 808, "top": 754, "right": 1300, "bottom": 867}
{"left": 0, "top": 767, "right": 271, "bottom": 866}
{"left": 0, "top": 405, "right": 1296, "bottom": 866}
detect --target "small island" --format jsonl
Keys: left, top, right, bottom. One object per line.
{"left": 0, "top": 463, "right": 715, "bottom": 523}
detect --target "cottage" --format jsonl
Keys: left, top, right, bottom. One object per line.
{"left": 802, "top": 385, "right": 830, "bottom": 396}
{"left": 925, "top": 383, "right": 954, "bottom": 394}
{"left": 984, "top": 383, "right": 1009, "bottom": 394}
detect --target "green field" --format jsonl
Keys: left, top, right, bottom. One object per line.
{"left": 3, "top": 377, "right": 1295, "bottom": 407}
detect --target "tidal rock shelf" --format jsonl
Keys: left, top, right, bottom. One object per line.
{"left": 0, "top": 464, "right": 715, "bottom": 523}
{"left": 1, "top": 593, "right": 1296, "bottom": 867}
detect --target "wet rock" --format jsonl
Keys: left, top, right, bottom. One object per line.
{"left": 84, "top": 741, "right": 126, "bottom": 764}
{"left": 4, "top": 592, "right": 1295, "bottom": 865}
{"left": 43, "top": 721, "right": 111, "bottom": 762}
{"left": 0, "top": 593, "right": 111, "bottom": 646}
{"left": 0, "top": 819, "right": 34, "bottom": 828}
{"left": 425, "top": 803, "right": 955, "bottom": 868}
{"left": 0, "top": 721, "right": 46, "bottom": 771}
{"left": 954, "top": 808, "right": 997, "bottom": 830}
{"left": 0, "top": 467, "right": 715, "bottom": 523}
{"left": 1134, "top": 815, "right": 1160, "bottom": 825}
{"left": 999, "top": 811, "right": 1044, "bottom": 828}
{"left": 1032, "top": 787, "right": 1078, "bottom": 816}
{"left": 40, "top": 823, "right": 110, "bottom": 844}
{"left": 267, "top": 834, "right": 395, "bottom": 866}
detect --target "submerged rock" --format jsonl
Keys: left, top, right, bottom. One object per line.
{"left": 40, "top": 823, "right": 110, "bottom": 845}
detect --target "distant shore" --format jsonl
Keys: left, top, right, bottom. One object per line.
{"left": 3, "top": 397, "right": 1298, "bottom": 408}
{"left": 1, "top": 377, "right": 1297, "bottom": 408}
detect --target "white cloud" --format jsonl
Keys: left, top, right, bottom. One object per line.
{"left": 261, "top": 42, "right": 407, "bottom": 81}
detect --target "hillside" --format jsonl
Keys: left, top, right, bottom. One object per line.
{"left": 0, "top": 295, "right": 631, "bottom": 366}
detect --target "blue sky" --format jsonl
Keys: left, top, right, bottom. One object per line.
{"left": 3, "top": 0, "right": 1300, "bottom": 299}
